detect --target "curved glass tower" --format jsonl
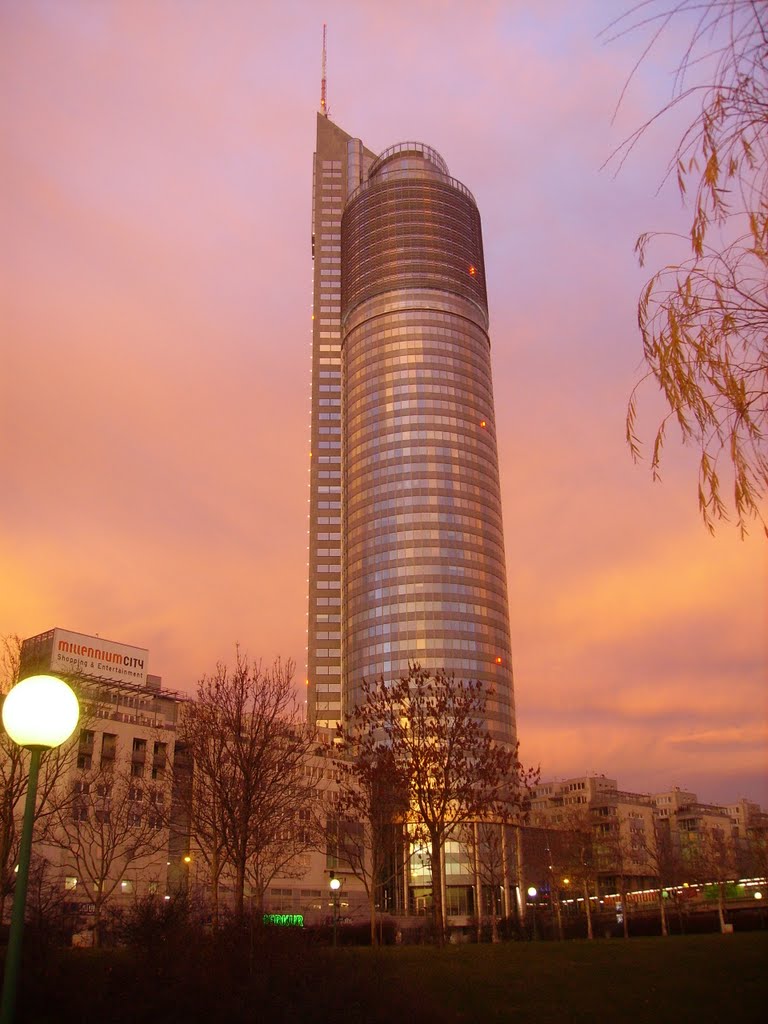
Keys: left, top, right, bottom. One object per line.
{"left": 339, "top": 141, "right": 516, "bottom": 745}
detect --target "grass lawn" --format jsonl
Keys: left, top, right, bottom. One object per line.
{"left": 8, "top": 931, "right": 767, "bottom": 1023}
{"left": 312, "top": 933, "right": 767, "bottom": 1024}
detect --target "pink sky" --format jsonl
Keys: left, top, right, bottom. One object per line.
{"left": 1, "top": 1, "right": 765, "bottom": 806}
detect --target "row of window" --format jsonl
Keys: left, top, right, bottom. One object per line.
{"left": 346, "top": 544, "right": 506, "bottom": 576}
{"left": 343, "top": 283, "right": 482, "bottom": 319}
{"left": 343, "top": 627, "right": 509, "bottom": 656}
{"left": 346, "top": 429, "right": 499, "bottom": 462}
{"left": 346, "top": 478, "right": 502, "bottom": 514}
{"left": 345, "top": 523, "right": 504, "bottom": 556}
{"left": 344, "top": 317, "right": 488, "bottom": 346}
{"left": 346, "top": 480, "right": 503, "bottom": 523}
{"left": 345, "top": 641, "right": 510, "bottom": 668}
{"left": 64, "top": 877, "right": 150, "bottom": 894}
{"left": 349, "top": 506, "right": 502, "bottom": 535}
{"left": 346, "top": 657, "right": 510, "bottom": 688}
{"left": 345, "top": 441, "right": 500, "bottom": 474}
{"left": 345, "top": 486, "right": 502, "bottom": 519}
{"left": 345, "top": 323, "right": 491, "bottom": 365}
{"left": 346, "top": 371, "right": 492, "bottom": 411}
{"left": 344, "top": 578, "right": 509, "bottom": 607}
{"left": 345, "top": 487, "right": 504, "bottom": 530}
{"left": 345, "top": 352, "right": 493, "bottom": 390}
{"left": 346, "top": 599, "right": 510, "bottom": 632}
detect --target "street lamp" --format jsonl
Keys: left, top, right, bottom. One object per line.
{"left": 329, "top": 876, "right": 342, "bottom": 946}
{"left": 0, "top": 675, "right": 79, "bottom": 1024}
{"left": 527, "top": 886, "right": 538, "bottom": 941}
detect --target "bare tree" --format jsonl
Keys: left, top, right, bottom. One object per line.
{"left": 682, "top": 823, "right": 739, "bottom": 932}
{"left": 175, "top": 701, "right": 230, "bottom": 926}
{"left": 181, "top": 651, "right": 317, "bottom": 922}
{"left": 605, "top": 0, "right": 768, "bottom": 535}
{"left": 342, "top": 663, "right": 528, "bottom": 944}
{"left": 465, "top": 820, "right": 508, "bottom": 942}
{"left": 461, "top": 774, "right": 537, "bottom": 942}
{"left": 557, "top": 809, "right": 600, "bottom": 940}
{"left": 45, "top": 762, "right": 170, "bottom": 944}
{"left": 329, "top": 744, "right": 407, "bottom": 944}
{"left": 595, "top": 812, "right": 651, "bottom": 939}
{"left": 641, "top": 818, "right": 687, "bottom": 936}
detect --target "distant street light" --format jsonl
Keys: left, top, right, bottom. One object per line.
{"left": 1, "top": 675, "right": 79, "bottom": 1024}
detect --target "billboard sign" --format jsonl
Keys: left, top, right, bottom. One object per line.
{"left": 50, "top": 628, "right": 148, "bottom": 687}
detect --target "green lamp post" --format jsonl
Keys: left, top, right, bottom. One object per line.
{"left": 0, "top": 675, "right": 80, "bottom": 1024}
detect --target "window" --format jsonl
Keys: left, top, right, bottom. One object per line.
{"left": 152, "top": 741, "right": 167, "bottom": 780}
{"left": 64, "top": 877, "right": 77, "bottom": 891}
{"left": 101, "top": 733, "right": 117, "bottom": 765}
{"left": 77, "top": 753, "right": 92, "bottom": 770}
{"left": 148, "top": 881, "right": 159, "bottom": 895}
{"left": 120, "top": 880, "right": 134, "bottom": 894}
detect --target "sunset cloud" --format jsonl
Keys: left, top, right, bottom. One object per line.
{"left": 1, "top": 0, "right": 764, "bottom": 806}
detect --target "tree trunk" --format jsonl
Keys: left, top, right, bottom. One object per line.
{"left": 553, "top": 885, "right": 564, "bottom": 940}
{"left": 514, "top": 823, "right": 528, "bottom": 929}
{"left": 658, "top": 890, "right": 668, "bottom": 936}
{"left": 234, "top": 854, "right": 246, "bottom": 922}
{"left": 621, "top": 881, "right": 630, "bottom": 939}
{"left": 583, "top": 881, "right": 593, "bottom": 940}
{"left": 210, "top": 853, "right": 220, "bottom": 930}
{"left": 93, "top": 891, "right": 103, "bottom": 948}
{"left": 718, "top": 882, "right": 727, "bottom": 933}
{"left": 500, "top": 824, "right": 510, "bottom": 919}
{"left": 472, "top": 822, "right": 482, "bottom": 943}
{"left": 369, "top": 885, "right": 377, "bottom": 946}
{"left": 430, "top": 834, "right": 445, "bottom": 944}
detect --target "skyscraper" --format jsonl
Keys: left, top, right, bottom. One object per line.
{"left": 308, "top": 113, "right": 516, "bottom": 747}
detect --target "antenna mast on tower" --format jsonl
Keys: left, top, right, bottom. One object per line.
{"left": 320, "top": 24, "right": 329, "bottom": 117}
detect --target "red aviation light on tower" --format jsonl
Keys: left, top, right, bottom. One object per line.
{"left": 468, "top": 264, "right": 477, "bottom": 276}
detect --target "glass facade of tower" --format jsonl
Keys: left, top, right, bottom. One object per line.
{"left": 340, "top": 142, "right": 516, "bottom": 745}
{"left": 308, "top": 120, "right": 516, "bottom": 745}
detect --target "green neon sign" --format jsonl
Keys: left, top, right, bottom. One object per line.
{"left": 263, "top": 913, "right": 304, "bottom": 927}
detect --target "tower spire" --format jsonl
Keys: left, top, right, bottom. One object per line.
{"left": 320, "top": 24, "right": 329, "bottom": 117}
